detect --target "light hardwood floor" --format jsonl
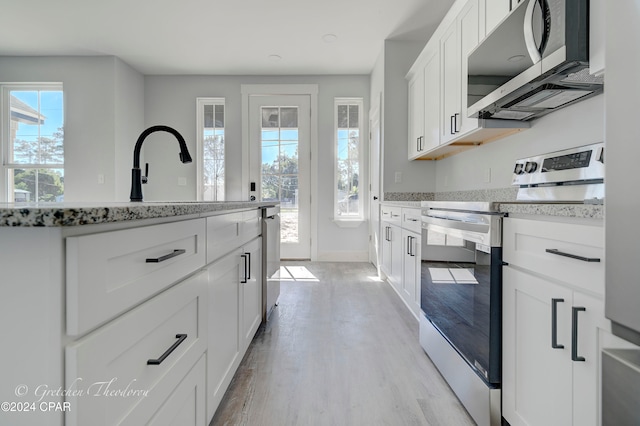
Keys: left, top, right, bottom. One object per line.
{"left": 210, "top": 262, "right": 475, "bottom": 426}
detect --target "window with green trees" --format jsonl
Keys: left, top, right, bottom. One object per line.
{"left": 2, "top": 85, "right": 64, "bottom": 202}
{"left": 197, "top": 98, "right": 225, "bottom": 201}
{"left": 335, "top": 98, "right": 363, "bottom": 220}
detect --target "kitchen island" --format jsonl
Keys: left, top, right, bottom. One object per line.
{"left": 0, "top": 201, "right": 276, "bottom": 426}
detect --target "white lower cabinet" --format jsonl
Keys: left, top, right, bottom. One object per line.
{"left": 241, "top": 237, "right": 263, "bottom": 352}
{"left": 380, "top": 205, "right": 422, "bottom": 318}
{"left": 401, "top": 228, "right": 421, "bottom": 316}
{"left": 206, "top": 248, "right": 242, "bottom": 420}
{"left": 65, "top": 270, "right": 208, "bottom": 426}
{"left": 206, "top": 235, "right": 262, "bottom": 421}
{"left": 147, "top": 355, "right": 207, "bottom": 426}
{"left": 0, "top": 207, "right": 267, "bottom": 426}
{"left": 502, "top": 217, "right": 607, "bottom": 426}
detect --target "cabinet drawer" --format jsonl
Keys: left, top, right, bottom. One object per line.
{"left": 240, "top": 209, "right": 261, "bottom": 244}
{"left": 65, "top": 271, "right": 207, "bottom": 426}
{"left": 503, "top": 217, "right": 604, "bottom": 294}
{"left": 380, "top": 205, "right": 402, "bottom": 224}
{"left": 146, "top": 354, "right": 206, "bottom": 426}
{"left": 402, "top": 208, "right": 422, "bottom": 233}
{"left": 206, "top": 209, "right": 261, "bottom": 264}
{"left": 66, "top": 219, "right": 206, "bottom": 336}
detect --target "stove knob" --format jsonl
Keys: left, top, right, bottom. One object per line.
{"left": 513, "top": 163, "right": 525, "bottom": 175}
{"left": 524, "top": 161, "right": 538, "bottom": 173}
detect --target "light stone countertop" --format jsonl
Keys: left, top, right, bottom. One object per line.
{"left": 0, "top": 201, "right": 277, "bottom": 227}
{"left": 496, "top": 202, "right": 603, "bottom": 220}
{"left": 380, "top": 201, "right": 422, "bottom": 208}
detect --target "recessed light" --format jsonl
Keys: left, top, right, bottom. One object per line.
{"left": 268, "top": 54, "right": 282, "bottom": 62}
{"left": 507, "top": 55, "right": 526, "bottom": 62}
{"left": 322, "top": 33, "right": 338, "bottom": 43}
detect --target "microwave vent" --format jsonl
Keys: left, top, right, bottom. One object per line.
{"left": 560, "top": 68, "right": 605, "bottom": 85}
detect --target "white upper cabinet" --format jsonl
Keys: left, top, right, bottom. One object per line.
{"left": 407, "top": 68, "right": 425, "bottom": 159}
{"left": 441, "top": 0, "right": 480, "bottom": 145}
{"left": 483, "top": 0, "right": 511, "bottom": 37}
{"left": 422, "top": 50, "right": 441, "bottom": 153}
{"left": 407, "top": 48, "right": 440, "bottom": 160}
{"left": 406, "top": 0, "right": 529, "bottom": 160}
{"left": 589, "top": 0, "right": 605, "bottom": 76}
{"left": 440, "top": 19, "right": 461, "bottom": 145}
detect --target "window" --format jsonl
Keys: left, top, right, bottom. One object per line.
{"left": 197, "top": 98, "right": 225, "bottom": 201}
{"left": 334, "top": 98, "right": 363, "bottom": 221}
{"left": 1, "top": 84, "right": 64, "bottom": 202}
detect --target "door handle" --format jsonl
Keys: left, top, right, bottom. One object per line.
{"left": 373, "top": 196, "right": 378, "bottom": 201}
{"left": 454, "top": 113, "right": 460, "bottom": 133}
{"left": 551, "top": 298, "right": 565, "bottom": 349}
{"left": 450, "top": 115, "right": 455, "bottom": 135}
{"left": 572, "top": 307, "right": 586, "bottom": 362}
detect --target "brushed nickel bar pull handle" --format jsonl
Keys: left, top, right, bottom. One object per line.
{"left": 147, "top": 334, "right": 187, "bottom": 365}
{"left": 545, "top": 249, "right": 601, "bottom": 263}
{"left": 572, "top": 307, "right": 586, "bottom": 362}
{"left": 551, "top": 298, "right": 565, "bottom": 349}
{"left": 146, "top": 249, "right": 186, "bottom": 263}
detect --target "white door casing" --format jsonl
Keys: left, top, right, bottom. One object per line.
{"left": 369, "top": 93, "right": 382, "bottom": 268}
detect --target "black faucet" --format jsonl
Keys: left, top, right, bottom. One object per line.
{"left": 130, "top": 125, "right": 193, "bottom": 202}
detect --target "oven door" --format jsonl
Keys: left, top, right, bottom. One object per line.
{"left": 420, "top": 222, "right": 502, "bottom": 385}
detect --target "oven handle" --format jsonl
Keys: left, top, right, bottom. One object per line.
{"left": 422, "top": 215, "right": 490, "bottom": 235}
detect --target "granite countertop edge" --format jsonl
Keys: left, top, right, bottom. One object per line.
{"left": 381, "top": 200, "right": 604, "bottom": 220}
{"left": 0, "top": 201, "right": 277, "bottom": 227}
{"left": 496, "top": 202, "right": 604, "bottom": 220}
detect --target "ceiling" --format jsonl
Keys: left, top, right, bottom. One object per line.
{"left": 1, "top": 0, "right": 454, "bottom": 75}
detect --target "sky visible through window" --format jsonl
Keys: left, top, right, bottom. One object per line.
{"left": 13, "top": 90, "right": 64, "bottom": 142}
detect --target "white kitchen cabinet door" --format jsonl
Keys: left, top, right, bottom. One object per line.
{"left": 147, "top": 355, "right": 206, "bottom": 426}
{"left": 440, "top": 0, "right": 480, "bottom": 145}
{"left": 589, "top": 0, "right": 605, "bottom": 76}
{"left": 457, "top": 0, "right": 480, "bottom": 135}
{"left": 402, "top": 228, "right": 421, "bottom": 317}
{"left": 440, "top": 19, "right": 460, "bottom": 145}
{"left": 503, "top": 266, "right": 573, "bottom": 426}
{"left": 408, "top": 68, "right": 425, "bottom": 159}
{"left": 381, "top": 223, "right": 393, "bottom": 278}
{"left": 241, "top": 236, "right": 263, "bottom": 352}
{"left": 389, "top": 224, "right": 403, "bottom": 292}
{"left": 206, "top": 249, "right": 242, "bottom": 421}
{"left": 572, "top": 291, "right": 609, "bottom": 426}
{"left": 484, "top": 0, "right": 511, "bottom": 37}
{"left": 422, "top": 48, "right": 441, "bottom": 153}
{"left": 66, "top": 271, "right": 208, "bottom": 426}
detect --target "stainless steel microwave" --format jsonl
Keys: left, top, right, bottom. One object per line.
{"left": 467, "top": 0, "right": 603, "bottom": 121}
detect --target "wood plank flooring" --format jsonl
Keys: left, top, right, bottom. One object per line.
{"left": 210, "top": 262, "right": 475, "bottom": 426}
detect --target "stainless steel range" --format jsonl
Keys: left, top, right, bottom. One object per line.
{"left": 512, "top": 142, "right": 604, "bottom": 202}
{"left": 419, "top": 201, "right": 504, "bottom": 426}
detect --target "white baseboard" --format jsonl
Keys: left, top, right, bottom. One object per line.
{"left": 315, "top": 250, "right": 369, "bottom": 262}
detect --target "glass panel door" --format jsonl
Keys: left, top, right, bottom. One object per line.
{"left": 249, "top": 95, "right": 311, "bottom": 259}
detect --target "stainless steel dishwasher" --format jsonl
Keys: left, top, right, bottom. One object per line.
{"left": 262, "top": 205, "right": 280, "bottom": 322}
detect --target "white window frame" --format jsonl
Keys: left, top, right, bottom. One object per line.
{"left": 196, "top": 97, "right": 225, "bottom": 201}
{"left": 333, "top": 97, "right": 365, "bottom": 225}
{"left": 1, "top": 83, "right": 64, "bottom": 203}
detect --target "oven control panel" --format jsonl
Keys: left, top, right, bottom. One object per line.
{"left": 512, "top": 142, "right": 604, "bottom": 186}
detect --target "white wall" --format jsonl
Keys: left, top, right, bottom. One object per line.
{"left": 114, "top": 59, "right": 145, "bottom": 201}
{"left": 143, "top": 74, "right": 370, "bottom": 260}
{"left": 434, "top": 95, "right": 604, "bottom": 191}
{"left": 369, "top": 40, "right": 438, "bottom": 198}
{"left": 0, "top": 56, "right": 144, "bottom": 202}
